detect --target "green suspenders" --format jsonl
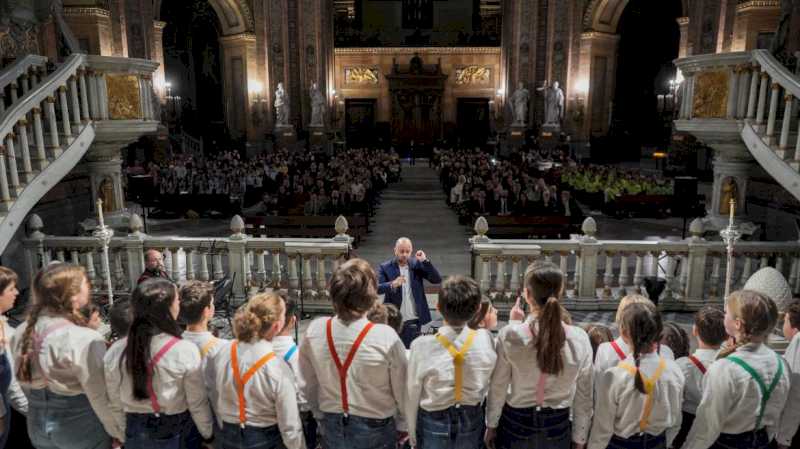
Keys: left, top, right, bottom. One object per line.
{"left": 725, "top": 352, "right": 784, "bottom": 430}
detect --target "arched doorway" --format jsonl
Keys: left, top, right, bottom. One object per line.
{"left": 160, "top": 0, "right": 226, "bottom": 150}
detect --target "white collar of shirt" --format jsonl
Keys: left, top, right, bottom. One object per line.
{"left": 693, "top": 348, "right": 719, "bottom": 359}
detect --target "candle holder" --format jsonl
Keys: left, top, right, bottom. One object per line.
{"left": 93, "top": 199, "right": 115, "bottom": 305}
{"left": 719, "top": 199, "right": 741, "bottom": 301}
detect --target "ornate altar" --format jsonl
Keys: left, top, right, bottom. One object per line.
{"left": 385, "top": 54, "right": 447, "bottom": 145}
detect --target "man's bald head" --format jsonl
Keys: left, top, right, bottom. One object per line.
{"left": 145, "top": 250, "right": 163, "bottom": 271}
{"left": 394, "top": 237, "right": 413, "bottom": 265}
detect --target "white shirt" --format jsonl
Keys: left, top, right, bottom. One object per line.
{"left": 588, "top": 352, "right": 685, "bottom": 449}
{"left": 684, "top": 343, "right": 794, "bottom": 449}
{"left": 399, "top": 265, "right": 417, "bottom": 322}
{"left": 781, "top": 332, "right": 800, "bottom": 445}
{"left": 406, "top": 326, "right": 496, "bottom": 446}
{"left": 182, "top": 330, "right": 229, "bottom": 419}
{"left": 272, "top": 334, "right": 308, "bottom": 411}
{"left": 676, "top": 348, "right": 719, "bottom": 414}
{"left": 595, "top": 337, "right": 675, "bottom": 380}
{"left": 104, "top": 333, "right": 214, "bottom": 440}
{"left": 298, "top": 316, "right": 407, "bottom": 421}
{"left": 487, "top": 317, "right": 595, "bottom": 444}
{"left": 1, "top": 317, "right": 27, "bottom": 415}
{"left": 10, "top": 315, "right": 121, "bottom": 440}
{"left": 209, "top": 339, "right": 305, "bottom": 449}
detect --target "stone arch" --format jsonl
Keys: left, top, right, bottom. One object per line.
{"left": 154, "top": 0, "right": 253, "bottom": 35}
{"left": 583, "top": 0, "right": 687, "bottom": 32}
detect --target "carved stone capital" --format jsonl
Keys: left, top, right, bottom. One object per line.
{"left": 45, "top": 96, "right": 55, "bottom": 103}
{"left": 31, "top": 107, "right": 41, "bottom": 115}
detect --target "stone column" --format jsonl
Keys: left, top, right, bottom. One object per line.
{"left": 79, "top": 142, "right": 130, "bottom": 231}
{"left": 704, "top": 142, "right": 758, "bottom": 234}
{"left": 108, "top": 0, "right": 129, "bottom": 57}
{"left": 218, "top": 33, "right": 259, "bottom": 142}
{"left": 152, "top": 21, "right": 167, "bottom": 100}
{"left": 677, "top": 17, "right": 691, "bottom": 57}
{"left": 577, "top": 31, "right": 620, "bottom": 140}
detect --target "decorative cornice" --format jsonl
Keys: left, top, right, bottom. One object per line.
{"left": 580, "top": 31, "right": 621, "bottom": 41}
{"left": 335, "top": 47, "right": 501, "bottom": 55}
{"left": 736, "top": 0, "right": 780, "bottom": 12}
{"left": 63, "top": 7, "right": 111, "bottom": 18}
{"left": 219, "top": 32, "right": 257, "bottom": 44}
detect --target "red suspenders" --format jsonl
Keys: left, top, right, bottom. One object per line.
{"left": 687, "top": 355, "right": 707, "bottom": 375}
{"left": 325, "top": 318, "right": 374, "bottom": 417}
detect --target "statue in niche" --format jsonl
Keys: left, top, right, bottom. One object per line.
{"left": 509, "top": 82, "right": 530, "bottom": 126}
{"left": 98, "top": 177, "right": 115, "bottom": 213}
{"left": 309, "top": 82, "right": 326, "bottom": 127}
{"left": 409, "top": 52, "right": 423, "bottom": 74}
{"left": 274, "top": 82, "right": 289, "bottom": 126}
{"left": 538, "top": 80, "right": 565, "bottom": 125}
{"left": 719, "top": 177, "right": 739, "bottom": 215}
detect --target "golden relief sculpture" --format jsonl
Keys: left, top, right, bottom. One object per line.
{"left": 106, "top": 74, "right": 142, "bottom": 119}
{"left": 692, "top": 70, "right": 729, "bottom": 118}
{"left": 345, "top": 67, "right": 379, "bottom": 85}
{"left": 455, "top": 66, "right": 491, "bottom": 85}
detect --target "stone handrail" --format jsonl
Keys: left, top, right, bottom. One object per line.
{"left": 0, "top": 55, "right": 49, "bottom": 116}
{"left": 470, "top": 216, "right": 800, "bottom": 311}
{"left": 23, "top": 214, "right": 353, "bottom": 305}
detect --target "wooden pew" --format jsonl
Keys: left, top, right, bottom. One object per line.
{"left": 244, "top": 215, "right": 369, "bottom": 246}
{"left": 484, "top": 216, "right": 578, "bottom": 239}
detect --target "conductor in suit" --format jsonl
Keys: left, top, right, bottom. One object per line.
{"left": 377, "top": 237, "right": 442, "bottom": 347}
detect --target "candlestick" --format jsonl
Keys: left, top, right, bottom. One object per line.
{"left": 96, "top": 199, "right": 105, "bottom": 228}
{"left": 729, "top": 198, "right": 735, "bottom": 222}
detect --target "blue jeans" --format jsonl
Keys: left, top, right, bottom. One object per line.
{"left": 710, "top": 429, "right": 769, "bottom": 449}
{"left": 400, "top": 320, "right": 420, "bottom": 349}
{"left": 607, "top": 433, "right": 666, "bottom": 449}
{"left": 495, "top": 405, "right": 571, "bottom": 449}
{"left": 220, "top": 422, "right": 283, "bottom": 449}
{"left": 27, "top": 389, "right": 110, "bottom": 449}
{"left": 125, "top": 411, "right": 202, "bottom": 449}
{"left": 416, "top": 404, "right": 483, "bottom": 449}
{"left": 320, "top": 413, "right": 395, "bottom": 449}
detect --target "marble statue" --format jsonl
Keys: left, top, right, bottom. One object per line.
{"left": 275, "top": 82, "right": 289, "bottom": 126}
{"left": 540, "top": 80, "right": 565, "bottom": 125}
{"left": 309, "top": 82, "right": 326, "bottom": 126}
{"left": 509, "top": 82, "right": 530, "bottom": 126}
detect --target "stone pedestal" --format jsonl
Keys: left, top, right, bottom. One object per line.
{"left": 275, "top": 125, "right": 297, "bottom": 148}
{"left": 308, "top": 125, "right": 328, "bottom": 147}
{"left": 508, "top": 125, "right": 526, "bottom": 148}
{"left": 540, "top": 123, "right": 561, "bottom": 152}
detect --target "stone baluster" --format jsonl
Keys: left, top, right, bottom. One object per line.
{"left": 5, "top": 134, "right": 20, "bottom": 193}
{"left": 766, "top": 83, "right": 781, "bottom": 143}
{"left": 44, "top": 97, "right": 60, "bottom": 151}
{"left": 603, "top": 252, "right": 614, "bottom": 298}
{"left": 271, "top": 251, "right": 282, "bottom": 287}
{"left": 68, "top": 76, "right": 81, "bottom": 127}
{"left": 494, "top": 257, "right": 504, "bottom": 292}
{"left": 664, "top": 253, "right": 676, "bottom": 301}
{"left": 9, "top": 83, "right": 18, "bottom": 103}
{"left": 317, "top": 256, "right": 327, "bottom": 291}
{"left": 288, "top": 255, "right": 299, "bottom": 291}
{"left": 760, "top": 255, "right": 769, "bottom": 269}
{"left": 649, "top": 251, "right": 659, "bottom": 277}
{"left": 198, "top": 252, "right": 210, "bottom": 281}
{"left": 738, "top": 67, "right": 751, "bottom": 118}
{"left": 618, "top": 253, "right": 630, "bottom": 287}
{"left": 70, "top": 249, "right": 80, "bottom": 264}
{"left": 16, "top": 121, "right": 33, "bottom": 183}
{"left": 186, "top": 249, "right": 196, "bottom": 280}
{"left": 0, "top": 92, "right": 4, "bottom": 114}
{"left": 727, "top": 67, "right": 740, "bottom": 118}
{"left": 161, "top": 247, "right": 172, "bottom": 277}
{"left": 255, "top": 251, "right": 267, "bottom": 285}
{"left": 558, "top": 252, "right": 568, "bottom": 282}
{"left": 679, "top": 255, "right": 689, "bottom": 297}
{"left": 96, "top": 250, "right": 109, "bottom": 291}
{"left": 543, "top": 252, "right": 552, "bottom": 264}
{"left": 480, "top": 256, "right": 491, "bottom": 292}
{"left": 509, "top": 257, "right": 521, "bottom": 294}
{"left": 633, "top": 254, "right": 644, "bottom": 286}
{"left": 245, "top": 251, "right": 254, "bottom": 286}
{"left": 739, "top": 256, "right": 753, "bottom": 289}
{"left": 780, "top": 94, "right": 794, "bottom": 150}
{"left": 31, "top": 108, "right": 47, "bottom": 170}
{"left": 56, "top": 250, "right": 66, "bottom": 262}
{"left": 58, "top": 86, "right": 72, "bottom": 138}
{"left": 20, "top": 74, "right": 29, "bottom": 95}
{"left": 709, "top": 255, "right": 721, "bottom": 298}
{"left": 213, "top": 253, "right": 224, "bottom": 280}
{"left": 302, "top": 255, "right": 313, "bottom": 290}
{"left": 789, "top": 256, "right": 800, "bottom": 292}
{"left": 747, "top": 65, "right": 760, "bottom": 119}
{"left": 0, "top": 146, "right": 11, "bottom": 208}
{"left": 776, "top": 255, "right": 786, "bottom": 276}
{"left": 756, "top": 73, "right": 770, "bottom": 126}
{"left": 84, "top": 251, "right": 96, "bottom": 283}
{"left": 78, "top": 70, "right": 90, "bottom": 122}
{"left": 114, "top": 251, "right": 125, "bottom": 288}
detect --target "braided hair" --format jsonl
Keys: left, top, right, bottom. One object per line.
{"left": 619, "top": 302, "right": 663, "bottom": 394}
{"left": 718, "top": 290, "right": 777, "bottom": 359}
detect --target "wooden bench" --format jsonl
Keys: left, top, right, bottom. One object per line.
{"left": 244, "top": 216, "right": 369, "bottom": 245}
{"left": 602, "top": 194, "right": 703, "bottom": 218}
{"left": 484, "top": 216, "right": 578, "bottom": 239}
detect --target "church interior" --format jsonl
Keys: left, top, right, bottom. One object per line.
{"left": 2, "top": 0, "right": 800, "bottom": 446}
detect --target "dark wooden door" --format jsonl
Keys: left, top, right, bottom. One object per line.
{"left": 457, "top": 98, "right": 490, "bottom": 146}
{"left": 345, "top": 99, "right": 376, "bottom": 147}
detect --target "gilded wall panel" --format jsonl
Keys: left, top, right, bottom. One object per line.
{"left": 692, "top": 70, "right": 729, "bottom": 118}
{"left": 106, "top": 74, "right": 142, "bottom": 119}
{"left": 455, "top": 66, "right": 492, "bottom": 85}
{"left": 345, "top": 67, "right": 380, "bottom": 85}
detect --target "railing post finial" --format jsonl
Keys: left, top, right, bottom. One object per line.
{"left": 129, "top": 213, "right": 144, "bottom": 235}
{"left": 689, "top": 218, "right": 705, "bottom": 239}
{"left": 581, "top": 217, "right": 597, "bottom": 240}
{"left": 335, "top": 215, "right": 349, "bottom": 236}
{"left": 27, "top": 213, "right": 44, "bottom": 238}
{"left": 474, "top": 215, "right": 489, "bottom": 237}
{"left": 230, "top": 215, "right": 245, "bottom": 239}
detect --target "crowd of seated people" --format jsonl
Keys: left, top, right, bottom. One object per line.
{"left": 561, "top": 164, "right": 673, "bottom": 202}
{"left": 134, "top": 148, "right": 401, "bottom": 218}
{"left": 436, "top": 148, "right": 584, "bottom": 222}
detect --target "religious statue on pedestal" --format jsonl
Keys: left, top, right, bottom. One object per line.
{"left": 309, "top": 82, "right": 326, "bottom": 126}
{"left": 719, "top": 177, "right": 739, "bottom": 215}
{"left": 509, "top": 82, "right": 530, "bottom": 126}
{"left": 275, "top": 82, "right": 289, "bottom": 126}
{"left": 538, "top": 80, "right": 565, "bottom": 126}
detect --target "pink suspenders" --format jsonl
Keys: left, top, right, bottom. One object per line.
{"left": 147, "top": 336, "right": 181, "bottom": 416}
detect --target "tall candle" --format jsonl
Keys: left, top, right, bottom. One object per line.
{"left": 729, "top": 198, "right": 735, "bottom": 222}
{"left": 96, "top": 198, "right": 105, "bottom": 228}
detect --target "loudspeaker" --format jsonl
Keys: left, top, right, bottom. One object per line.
{"left": 673, "top": 176, "right": 698, "bottom": 217}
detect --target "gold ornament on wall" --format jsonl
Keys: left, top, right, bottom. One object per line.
{"left": 692, "top": 70, "right": 729, "bottom": 118}
{"left": 345, "top": 67, "right": 379, "bottom": 85}
{"left": 106, "top": 75, "right": 142, "bottom": 119}
{"left": 455, "top": 66, "right": 491, "bottom": 85}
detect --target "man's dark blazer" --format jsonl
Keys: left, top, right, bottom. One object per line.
{"left": 377, "top": 257, "right": 442, "bottom": 325}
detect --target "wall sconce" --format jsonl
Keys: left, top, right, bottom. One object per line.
{"left": 249, "top": 80, "right": 267, "bottom": 126}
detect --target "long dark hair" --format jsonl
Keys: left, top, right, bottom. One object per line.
{"left": 620, "top": 302, "right": 663, "bottom": 394}
{"left": 124, "top": 278, "right": 181, "bottom": 400}
{"left": 525, "top": 261, "right": 566, "bottom": 375}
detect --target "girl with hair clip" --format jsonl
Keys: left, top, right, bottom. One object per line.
{"left": 684, "top": 290, "right": 800, "bottom": 449}
{"left": 104, "top": 278, "right": 214, "bottom": 449}
{"left": 587, "top": 302, "right": 684, "bottom": 449}
{"left": 11, "top": 263, "right": 122, "bottom": 449}
{"left": 485, "top": 261, "right": 594, "bottom": 449}
{"left": 209, "top": 292, "right": 305, "bottom": 449}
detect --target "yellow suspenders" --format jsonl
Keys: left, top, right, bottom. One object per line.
{"left": 435, "top": 329, "right": 477, "bottom": 406}
{"left": 618, "top": 357, "right": 667, "bottom": 433}
{"left": 200, "top": 337, "right": 219, "bottom": 358}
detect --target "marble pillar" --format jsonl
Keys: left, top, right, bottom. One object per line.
{"left": 219, "top": 32, "right": 259, "bottom": 141}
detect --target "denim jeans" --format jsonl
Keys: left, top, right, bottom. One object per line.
{"left": 27, "top": 389, "right": 111, "bottom": 449}
{"left": 495, "top": 405, "right": 571, "bottom": 449}
{"left": 400, "top": 320, "right": 421, "bottom": 349}
{"left": 320, "top": 413, "right": 395, "bottom": 449}
{"left": 125, "top": 410, "right": 202, "bottom": 449}
{"left": 607, "top": 433, "right": 666, "bottom": 449}
{"left": 416, "top": 404, "right": 484, "bottom": 449}
{"left": 710, "top": 429, "right": 769, "bottom": 449}
{"left": 301, "top": 411, "right": 318, "bottom": 449}
{"left": 220, "top": 422, "right": 284, "bottom": 449}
